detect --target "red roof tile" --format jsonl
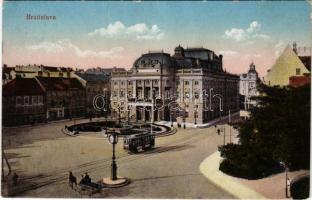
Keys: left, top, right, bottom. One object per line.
{"left": 3, "top": 78, "right": 46, "bottom": 96}
{"left": 36, "top": 77, "right": 84, "bottom": 91}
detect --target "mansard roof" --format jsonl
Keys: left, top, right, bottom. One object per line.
{"left": 133, "top": 52, "right": 173, "bottom": 68}
{"left": 184, "top": 47, "right": 213, "bottom": 60}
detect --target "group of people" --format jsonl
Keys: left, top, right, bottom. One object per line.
{"left": 80, "top": 173, "right": 92, "bottom": 185}
{"left": 68, "top": 171, "right": 93, "bottom": 190}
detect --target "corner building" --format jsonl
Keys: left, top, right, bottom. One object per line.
{"left": 111, "top": 45, "right": 239, "bottom": 125}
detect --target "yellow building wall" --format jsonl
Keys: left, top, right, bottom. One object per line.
{"left": 264, "top": 45, "right": 309, "bottom": 86}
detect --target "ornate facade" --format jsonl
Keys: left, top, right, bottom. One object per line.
{"left": 239, "top": 62, "right": 259, "bottom": 110}
{"left": 111, "top": 46, "right": 239, "bottom": 125}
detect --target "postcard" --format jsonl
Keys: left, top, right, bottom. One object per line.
{"left": 1, "top": 1, "right": 311, "bottom": 199}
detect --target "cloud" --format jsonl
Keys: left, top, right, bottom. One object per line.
{"left": 28, "top": 40, "right": 124, "bottom": 59}
{"left": 253, "top": 33, "right": 271, "bottom": 40}
{"left": 224, "top": 28, "right": 247, "bottom": 41}
{"left": 275, "top": 50, "right": 281, "bottom": 58}
{"left": 224, "top": 21, "right": 271, "bottom": 42}
{"left": 246, "top": 21, "right": 261, "bottom": 33}
{"left": 252, "top": 54, "right": 262, "bottom": 58}
{"left": 218, "top": 50, "right": 238, "bottom": 56}
{"left": 275, "top": 40, "right": 284, "bottom": 49}
{"left": 243, "top": 53, "right": 263, "bottom": 59}
{"left": 88, "top": 21, "right": 165, "bottom": 40}
{"left": 28, "top": 41, "right": 64, "bottom": 53}
{"left": 274, "top": 40, "right": 284, "bottom": 58}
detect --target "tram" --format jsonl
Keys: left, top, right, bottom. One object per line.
{"left": 123, "top": 133, "right": 155, "bottom": 153}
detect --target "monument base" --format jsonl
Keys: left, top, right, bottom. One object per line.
{"left": 102, "top": 176, "right": 130, "bottom": 188}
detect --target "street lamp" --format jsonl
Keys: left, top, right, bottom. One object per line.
{"left": 194, "top": 99, "right": 198, "bottom": 125}
{"left": 183, "top": 112, "right": 186, "bottom": 129}
{"left": 150, "top": 88, "right": 157, "bottom": 134}
{"left": 170, "top": 111, "right": 173, "bottom": 127}
{"left": 118, "top": 106, "right": 121, "bottom": 125}
{"left": 108, "top": 131, "right": 118, "bottom": 181}
{"left": 127, "top": 105, "right": 131, "bottom": 125}
{"left": 211, "top": 92, "right": 225, "bottom": 145}
{"left": 183, "top": 102, "right": 186, "bottom": 129}
{"left": 280, "top": 161, "right": 290, "bottom": 198}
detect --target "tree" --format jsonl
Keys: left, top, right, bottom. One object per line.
{"left": 219, "top": 83, "right": 310, "bottom": 179}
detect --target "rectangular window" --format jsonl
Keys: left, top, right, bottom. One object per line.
{"left": 16, "top": 96, "right": 22, "bottom": 105}
{"left": 184, "top": 91, "right": 190, "bottom": 99}
{"left": 24, "top": 96, "right": 29, "bottom": 105}
{"left": 38, "top": 96, "right": 43, "bottom": 104}
{"left": 32, "top": 96, "right": 38, "bottom": 104}
{"left": 296, "top": 68, "right": 300, "bottom": 75}
{"left": 194, "top": 91, "right": 199, "bottom": 99}
{"left": 113, "top": 91, "right": 117, "bottom": 97}
{"left": 120, "top": 91, "right": 125, "bottom": 98}
{"left": 185, "top": 81, "right": 189, "bottom": 85}
{"left": 194, "top": 81, "right": 199, "bottom": 85}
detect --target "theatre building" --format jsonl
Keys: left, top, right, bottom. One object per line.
{"left": 111, "top": 45, "right": 239, "bottom": 125}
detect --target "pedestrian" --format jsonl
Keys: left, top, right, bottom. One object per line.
{"left": 84, "top": 172, "right": 91, "bottom": 184}
{"left": 68, "top": 171, "right": 77, "bottom": 190}
{"left": 13, "top": 172, "right": 18, "bottom": 186}
{"left": 79, "top": 174, "right": 85, "bottom": 184}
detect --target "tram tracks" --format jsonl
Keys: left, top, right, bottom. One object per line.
{"left": 20, "top": 129, "right": 216, "bottom": 195}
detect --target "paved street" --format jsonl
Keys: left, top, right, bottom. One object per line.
{"left": 3, "top": 119, "right": 236, "bottom": 198}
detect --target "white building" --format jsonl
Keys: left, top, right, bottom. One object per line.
{"left": 239, "top": 62, "right": 259, "bottom": 110}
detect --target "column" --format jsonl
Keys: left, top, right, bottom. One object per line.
{"left": 181, "top": 79, "right": 184, "bottom": 101}
{"left": 190, "top": 80, "right": 193, "bottom": 100}
{"left": 142, "top": 106, "right": 145, "bottom": 122}
{"left": 118, "top": 80, "right": 120, "bottom": 99}
{"left": 150, "top": 80, "right": 153, "bottom": 99}
{"left": 142, "top": 80, "right": 145, "bottom": 100}
{"left": 158, "top": 79, "right": 161, "bottom": 98}
{"left": 125, "top": 80, "right": 128, "bottom": 100}
{"left": 133, "top": 80, "right": 136, "bottom": 98}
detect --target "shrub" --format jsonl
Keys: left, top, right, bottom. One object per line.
{"left": 219, "top": 144, "right": 278, "bottom": 179}
{"left": 290, "top": 176, "right": 310, "bottom": 199}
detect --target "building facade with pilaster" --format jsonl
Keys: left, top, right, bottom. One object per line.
{"left": 111, "top": 45, "right": 239, "bottom": 125}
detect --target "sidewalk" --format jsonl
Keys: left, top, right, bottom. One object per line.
{"left": 200, "top": 151, "right": 309, "bottom": 199}
{"left": 157, "top": 111, "right": 240, "bottom": 129}
{"left": 199, "top": 151, "right": 266, "bottom": 199}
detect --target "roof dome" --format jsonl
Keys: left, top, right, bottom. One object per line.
{"left": 174, "top": 45, "right": 184, "bottom": 52}
{"left": 133, "top": 52, "right": 172, "bottom": 69}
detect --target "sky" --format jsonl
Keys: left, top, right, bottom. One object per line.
{"left": 2, "top": 1, "right": 311, "bottom": 77}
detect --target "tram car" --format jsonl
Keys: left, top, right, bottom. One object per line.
{"left": 123, "top": 133, "right": 155, "bottom": 153}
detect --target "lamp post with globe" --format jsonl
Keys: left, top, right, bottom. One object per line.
{"left": 108, "top": 131, "right": 118, "bottom": 180}
{"left": 102, "top": 130, "right": 129, "bottom": 187}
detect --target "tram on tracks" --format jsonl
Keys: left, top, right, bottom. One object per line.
{"left": 123, "top": 133, "right": 155, "bottom": 153}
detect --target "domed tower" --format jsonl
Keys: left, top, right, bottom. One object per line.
{"left": 173, "top": 45, "right": 185, "bottom": 58}
{"left": 248, "top": 62, "right": 258, "bottom": 75}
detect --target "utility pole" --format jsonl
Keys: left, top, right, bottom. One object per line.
{"left": 229, "top": 109, "right": 231, "bottom": 143}
{"left": 223, "top": 125, "right": 226, "bottom": 145}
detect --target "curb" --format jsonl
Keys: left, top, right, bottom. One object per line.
{"left": 61, "top": 128, "right": 77, "bottom": 137}
{"left": 199, "top": 151, "right": 266, "bottom": 199}
{"left": 101, "top": 177, "right": 130, "bottom": 188}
